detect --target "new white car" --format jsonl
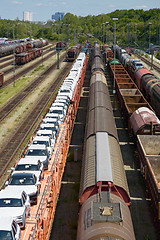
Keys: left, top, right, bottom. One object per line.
{"left": 131, "top": 59, "right": 144, "bottom": 71}
{"left": 49, "top": 106, "right": 66, "bottom": 121}
{"left": 13, "top": 157, "right": 43, "bottom": 181}
{"left": 6, "top": 172, "right": 40, "bottom": 205}
{"left": 51, "top": 102, "right": 68, "bottom": 113}
{"left": 0, "top": 216, "right": 21, "bottom": 240}
{"left": 0, "top": 188, "right": 30, "bottom": 229}
{"left": 55, "top": 95, "right": 70, "bottom": 105}
{"left": 25, "top": 144, "right": 49, "bottom": 170}
{"left": 36, "top": 129, "right": 56, "bottom": 147}
{"left": 32, "top": 135, "right": 54, "bottom": 155}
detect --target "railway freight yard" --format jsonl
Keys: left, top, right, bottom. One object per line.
{"left": 0, "top": 9, "right": 160, "bottom": 240}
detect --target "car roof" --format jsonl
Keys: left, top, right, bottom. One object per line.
{"left": 52, "top": 103, "right": 67, "bottom": 107}
{"left": 28, "top": 144, "right": 46, "bottom": 150}
{"left": 17, "top": 157, "right": 41, "bottom": 165}
{"left": 0, "top": 216, "right": 15, "bottom": 230}
{"left": 0, "top": 187, "right": 25, "bottom": 198}
{"left": 23, "top": 156, "right": 44, "bottom": 161}
{"left": 37, "top": 129, "right": 53, "bottom": 134}
{"left": 50, "top": 106, "right": 64, "bottom": 110}
{"left": 33, "top": 135, "right": 50, "bottom": 141}
{"left": 43, "top": 118, "right": 58, "bottom": 123}
{"left": 45, "top": 113, "right": 59, "bottom": 117}
{"left": 40, "top": 123, "right": 56, "bottom": 127}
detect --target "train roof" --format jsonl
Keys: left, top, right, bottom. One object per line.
{"left": 77, "top": 192, "right": 135, "bottom": 240}
{"left": 79, "top": 132, "right": 129, "bottom": 202}
{"left": 130, "top": 107, "right": 160, "bottom": 135}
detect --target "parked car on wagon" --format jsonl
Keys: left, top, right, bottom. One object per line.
{"left": 25, "top": 144, "right": 49, "bottom": 170}
{"left": 5, "top": 172, "right": 40, "bottom": 205}
{"left": 131, "top": 60, "right": 144, "bottom": 71}
{"left": 49, "top": 106, "right": 66, "bottom": 122}
{"left": 13, "top": 158, "right": 43, "bottom": 181}
{"left": 0, "top": 188, "right": 30, "bottom": 229}
{"left": 32, "top": 135, "right": 54, "bottom": 155}
{"left": 36, "top": 129, "right": 56, "bottom": 147}
{"left": 0, "top": 216, "right": 21, "bottom": 240}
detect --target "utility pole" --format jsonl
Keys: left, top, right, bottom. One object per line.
{"left": 112, "top": 18, "right": 118, "bottom": 94}
{"left": 149, "top": 22, "right": 152, "bottom": 49}
{"left": 13, "top": 23, "right": 15, "bottom": 87}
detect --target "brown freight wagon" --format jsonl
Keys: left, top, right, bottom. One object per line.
{"left": 137, "top": 135, "right": 160, "bottom": 222}
{"left": 130, "top": 107, "right": 160, "bottom": 135}
{"left": 0, "top": 72, "right": 4, "bottom": 87}
{"left": 109, "top": 62, "right": 153, "bottom": 126}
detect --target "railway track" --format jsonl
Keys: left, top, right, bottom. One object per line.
{"left": 1, "top": 47, "right": 57, "bottom": 89}
{"left": 0, "top": 55, "right": 12, "bottom": 64}
{"left": 0, "top": 44, "right": 54, "bottom": 70}
{"left": 0, "top": 61, "right": 73, "bottom": 180}
{"left": 0, "top": 53, "right": 66, "bottom": 122}
{"left": 135, "top": 53, "right": 160, "bottom": 73}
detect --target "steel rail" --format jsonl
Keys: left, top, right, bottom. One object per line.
{"left": 135, "top": 53, "right": 160, "bottom": 73}
{"left": 0, "top": 62, "right": 73, "bottom": 178}
{"left": 0, "top": 53, "right": 66, "bottom": 122}
{"left": 0, "top": 45, "right": 56, "bottom": 89}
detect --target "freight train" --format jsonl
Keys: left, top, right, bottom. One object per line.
{"left": 0, "top": 38, "right": 48, "bottom": 58}
{"left": 77, "top": 42, "right": 135, "bottom": 240}
{"left": 15, "top": 39, "right": 48, "bottom": 65}
{"left": 107, "top": 46, "right": 160, "bottom": 226}
{"left": 0, "top": 43, "right": 90, "bottom": 239}
{"left": 15, "top": 48, "right": 42, "bottom": 65}
{"left": 113, "top": 45, "right": 160, "bottom": 118}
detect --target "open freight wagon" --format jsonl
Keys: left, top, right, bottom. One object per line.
{"left": 137, "top": 135, "right": 160, "bottom": 222}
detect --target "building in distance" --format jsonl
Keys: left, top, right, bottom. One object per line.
{"left": 23, "top": 11, "right": 32, "bottom": 22}
{"left": 51, "top": 12, "right": 65, "bottom": 21}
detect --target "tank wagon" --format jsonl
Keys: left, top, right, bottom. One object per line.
{"left": 26, "top": 39, "right": 48, "bottom": 49}
{"left": 15, "top": 38, "right": 48, "bottom": 65}
{"left": 0, "top": 38, "right": 29, "bottom": 57}
{"left": 0, "top": 38, "right": 48, "bottom": 58}
{"left": 134, "top": 68, "right": 160, "bottom": 118}
{"left": 114, "top": 45, "right": 160, "bottom": 118}
{"left": 0, "top": 42, "right": 22, "bottom": 57}
{"left": 0, "top": 72, "right": 4, "bottom": 87}
{"left": 77, "top": 42, "right": 135, "bottom": 240}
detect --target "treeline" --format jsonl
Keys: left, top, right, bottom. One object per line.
{"left": 0, "top": 8, "right": 160, "bottom": 48}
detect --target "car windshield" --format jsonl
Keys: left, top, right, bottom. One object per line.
{"left": 33, "top": 141, "right": 49, "bottom": 147}
{"left": 0, "top": 198, "right": 22, "bottom": 207}
{"left": 50, "top": 110, "right": 63, "bottom": 114}
{"left": 9, "top": 176, "right": 35, "bottom": 185}
{"left": 60, "top": 89, "right": 70, "bottom": 93}
{"left": 0, "top": 231, "right": 12, "bottom": 240}
{"left": 40, "top": 126, "right": 56, "bottom": 132}
{"left": 136, "top": 63, "right": 143, "bottom": 66}
{"left": 26, "top": 149, "right": 47, "bottom": 156}
{"left": 15, "top": 164, "right": 39, "bottom": 171}
{"left": 37, "top": 133, "right": 52, "bottom": 138}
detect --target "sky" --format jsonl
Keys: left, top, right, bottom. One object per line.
{"left": 0, "top": 0, "right": 159, "bottom": 22}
